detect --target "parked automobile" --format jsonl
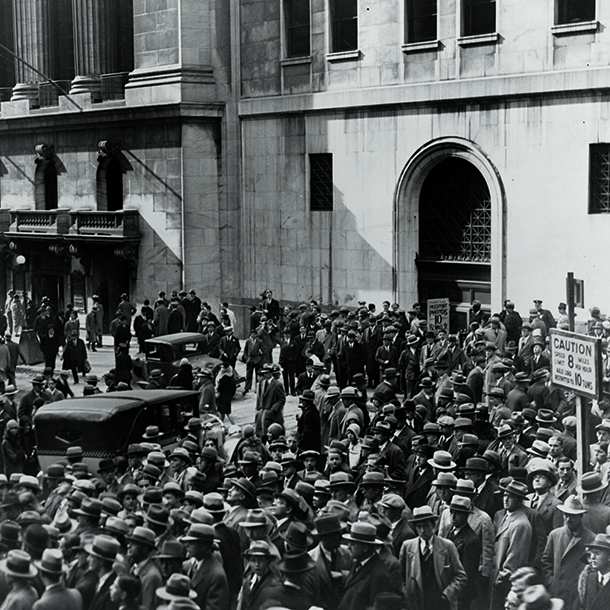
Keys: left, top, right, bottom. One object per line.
{"left": 132, "top": 332, "right": 221, "bottom": 386}
{"left": 33, "top": 389, "right": 199, "bottom": 471}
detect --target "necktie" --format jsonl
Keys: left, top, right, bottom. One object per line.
{"left": 422, "top": 543, "right": 432, "bottom": 561}
{"left": 531, "top": 496, "right": 538, "bottom": 509}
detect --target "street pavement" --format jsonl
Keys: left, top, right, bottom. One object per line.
{"left": 13, "top": 336, "right": 301, "bottom": 436}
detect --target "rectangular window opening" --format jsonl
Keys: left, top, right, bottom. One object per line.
{"left": 285, "top": 0, "right": 311, "bottom": 58}
{"left": 557, "top": 0, "right": 595, "bottom": 25}
{"left": 406, "top": 0, "right": 437, "bottom": 43}
{"left": 589, "top": 144, "right": 610, "bottom": 214}
{"left": 462, "top": 0, "right": 496, "bottom": 37}
{"left": 331, "top": 0, "right": 358, "bottom": 53}
{"left": 310, "top": 154, "right": 334, "bottom": 211}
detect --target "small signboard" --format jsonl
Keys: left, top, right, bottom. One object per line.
{"left": 427, "top": 298, "right": 450, "bottom": 333}
{"left": 550, "top": 328, "right": 602, "bottom": 399}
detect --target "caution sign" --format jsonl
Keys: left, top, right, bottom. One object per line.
{"left": 427, "top": 298, "right": 450, "bottom": 333}
{"left": 550, "top": 329, "right": 602, "bottom": 399}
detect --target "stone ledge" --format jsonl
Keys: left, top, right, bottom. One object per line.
{"left": 326, "top": 50, "right": 361, "bottom": 63}
{"left": 402, "top": 40, "right": 442, "bottom": 54}
{"left": 458, "top": 32, "right": 501, "bottom": 47}
{"left": 281, "top": 56, "right": 312, "bottom": 67}
{"left": 551, "top": 21, "right": 599, "bottom": 36}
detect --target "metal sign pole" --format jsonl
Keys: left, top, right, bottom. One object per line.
{"left": 576, "top": 395, "right": 589, "bottom": 477}
{"left": 567, "top": 272, "right": 575, "bottom": 332}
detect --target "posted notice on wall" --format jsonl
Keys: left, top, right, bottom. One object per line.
{"left": 427, "top": 298, "right": 450, "bottom": 333}
{"left": 550, "top": 329, "right": 602, "bottom": 399}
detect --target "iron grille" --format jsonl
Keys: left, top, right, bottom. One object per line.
{"left": 419, "top": 157, "right": 491, "bottom": 262}
{"left": 590, "top": 145, "right": 610, "bottom": 214}
{"left": 310, "top": 153, "right": 333, "bottom": 211}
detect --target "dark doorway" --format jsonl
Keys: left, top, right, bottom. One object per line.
{"left": 417, "top": 157, "right": 491, "bottom": 331}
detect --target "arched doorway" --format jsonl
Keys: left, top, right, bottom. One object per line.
{"left": 394, "top": 138, "right": 505, "bottom": 327}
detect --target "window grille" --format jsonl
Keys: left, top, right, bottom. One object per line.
{"left": 590, "top": 145, "right": 610, "bottom": 214}
{"left": 310, "top": 154, "right": 333, "bottom": 211}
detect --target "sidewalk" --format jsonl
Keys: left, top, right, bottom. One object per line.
{"left": 13, "top": 335, "right": 300, "bottom": 434}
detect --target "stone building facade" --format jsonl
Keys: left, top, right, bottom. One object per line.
{"left": 0, "top": 0, "right": 608, "bottom": 329}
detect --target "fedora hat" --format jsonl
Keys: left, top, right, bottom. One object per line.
{"left": 125, "top": 526, "right": 157, "bottom": 548}
{"left": 586, "top": 533, "right": 610, "bottom": 553}
{"left": 104, "top": 517, "right": 129, "bottom": 538}
{"left": 0, "top": 549, "right": 37, "bottom": 578}
{"left": 497, "top": 423, "right": 515, "bottom": 438}
{"left": 299, "top": 389, "right": 316, "bottom": 403}
{"left": 169, "top": 448, "right": 192, "bottom": 465}
{"left": 146, "top": 503, "right": 171, "bottom": 527}
{"left": 146, "top": 451, "right": 169, "bottom": 469}
{"left": 181, "top": 523, "right": 215, "bottom": 543}
{"left": 101, "top": 497, "right": 122, "bottom": 517}
{"left": 428, "top": 450, "right": 456, "bottom": 471}
{"left": 313, "top": 479, "right": 331, "bottom": 497}
{"left": 312, "top": 513, "right": 346, "bottom": 537}
{"left": 536, "top": 410, "right": 557, "bottom": 425}
{"left": 156, "top": 574, "right": 197, "bottom": 601}
{"left": 142, "top": 425, "right": 162, "bottom": 440}
{"left": 74, "top": 498, "right": 103, "bottom": 519}
{"left": 202, "top": 492, "right": 227, "bottom": 514}
{"left": 453, "top": 417, "right": 474, "bottom": 430}
{"left": 408, "top": 506, "right": 438, "bottom": 524}
{"left": 452, "top": 479, "right": 477, "bottom": 496}
{"left": 449, "top": 496, "right": 472, "bottom": 513}
{"left": 406, "top": 334, "right": 419, "bottom": 346}
{"left": 126, "top": 443, "right": 147, "bottom": 456}
{"left": 276, "top": 489, "right": 308, "bottom": 519}
{"left": 84, "top": 535, "right": 120, "bottom": 563}
{"left": 0, "top": 521, "right": 21, "bottom": 548}
{"left": 343, "top": 522, "right": 383, "bottom": 546}
{"left": 527, "top": 461, "right": 558, "bottom": 487}
{"left": 230, "top": 478, "right": 257, "bottom": 502}
{"left": 18, "top": 475, "right": 41, "bottom": 494}
{"left": 498, "top": 479, "right": 528, "bottom": 499}
{"left": 238, "top": 451, "right": 260, "bottom": 466}
{"left": 463, "top": 457, "right": 489, "bottom": 473}
{"left": 44, "top": 464, "right": 66, "bottom": 480}
{"left": 34, "top": 548, "right": 65, "bottom": 575}
{"left": 520, "top": 585, "right": 564, "bottom": 610}
{"left": 432, "top": 472, "right": 457, "bottom": 488}
{"left": 328, "top": 472, "right": 355, "bottom": 489}
{"left": 578, "top": 472, "right": 608, "bottom": 495}
{"left": 595, "top": 420, "right": 610, "bottom": 434}
{"left": 243, "top": 540, "right": 274, "bottom": 557}
{"left": 557, "top": 495, "right": 587, "bottom": 515}
{"left": 184, "top": 417, "right": 203, "bottom": 432}
{"left": 527, "top": 440, "right": 551, "bottom": 459}
{"left": 199, "top": 446, "right": 218, "bottom": 462}
{"left": 382, "top": 368, "right": 398, "bottom": 379}
{"left": 239, "top": 509, "right": 268, "bottom": 529}
{"left": 281, "top": 521, "right": 313, "bottom": 550}
{"left": 155, "top": 540, "right": 187, "bottom": 560}
{"left": 186, "top": 508, "right": 214, "bottom": 526}
{"left": 163, "top": 481, "right": 185, "bottom": 499}
{"left": 277, "top": 550, "right": 316, "bottom": 574}
{"left": 360, "top": 471, "right": 387, "bottom": 487}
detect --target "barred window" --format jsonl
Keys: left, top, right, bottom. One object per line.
{"left": 331, "top": 0, "right": 358, "bottom": 53}
{"left": 589, "top": 145, "right": 610, "bottom": 214}
{"left": 557, "top": 0, "right": 595, "bottom": 25}
{"left": 310, "top": 154, "right": 333, "bottom": 211}
{"left": 285, "top": 0, "right": 310, "bottom": 58}
{"left": 462, "top": 0, "right": 496, "bottom": 36}
{"left": 406, "top": 0, "right": 437, "bottom": 43}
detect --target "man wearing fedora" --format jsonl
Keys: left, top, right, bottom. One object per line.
{"left": 400, "top": 505, "right": 466, "bottom": 610}
{"left": 339, "top": 522, "right": 399, "bottom": 610}
{"left": 296, "top": 390, "right": 321, "bottom": 454}
{"left": 373, "top": 420, "right": 407, "bottom": 481}
{"left": 491, "top": 479, "right": 532, "bottom": 610}
{"left": 125, "top": 526, "right": 162, "bottom": 609}
{"left": 181, "top": 523, "right": 229, "bottom": 610}
{"left": 309, "top": 513, "right": 352, "bottom": 609}
{"left": 405, "top": 444, "right": 435, "bottom": 510}
{"left": 541, "top": 495, "right": 595, "bottom": 610}
{"left": 578, "top": 533, "right": 610, "bottom": 610}
{"left": 0, "top": 549, "right": 39, "bottom": 609}
{"left": 579, "top": 472, "right": 610, "bottom": 535}
{"left": 373, "top": 367, "right": 399, "bottom": 405}
{"left": 85, "top": 535, "right": 121, "bottom": 610}
{"left": 397, "top": 334, "right": 420, "bottom": 398}
{"left": 238, "top": 540, "right": 280, "bottom": 610}
{"left": 33, "top": 548, "right": 82, "bottom": 610}
{"left": 255, "top": 364, "right": 286, "bottom": 440}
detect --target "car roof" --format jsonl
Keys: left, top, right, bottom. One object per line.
{"left": 34, "top": 389, "right": 199, "bottom": 417}
{"left": 145, "top": 333, "right": 206, "bottom": 346}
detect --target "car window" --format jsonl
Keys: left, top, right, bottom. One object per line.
{"left": 173, "top": 342, "right": 203, "bottom": 359}
{"left": 146, "top": 344, "right": 162, "bottom": 361}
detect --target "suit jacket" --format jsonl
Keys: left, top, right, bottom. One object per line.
{"left": 412, "top": 390, "right": 435, "bottom": 420}
{"left": 342, "top": 342, "right": 367, "bottom": 382}
{"left": 474, "top": 478, "right": 501, "bottom": 520}
{"left": 214, "top": 521, "right": 243, "bottom": 598}
{"left": 390, "top": 516, "right": 416, "bottom": 558}
{"left": 237, "top": 568, "right": 280, "bottom": 610}
{"left": 400, "top": 535, "right": 467, "bottom": 610}
{"left": 405, "top": 465, "right": 434, "bottom": 509}
{"left": 526, "top": 492, "right": 562, "bottom": 536}
{"left": 190, "top": 554, "right": 229, "bottom": 610}
{"left": 33, "top": 584, "right": 83, "bottom": 610}
{"left": 529, "top": 381, "right": 551, "bottom": 411}
{"left": 532, "top": 353, "right": 551, "bottom": 372}
{"left": 379, "top": 440, "right": 407, "bottom": 481}
{"left": 492, "top": 509, "right": 532, "bottom": 585}
{"left": 447, "top": 524, "right": 482, "bottom": 603}
{"left": 133, "top": 556, "right": 163, "bottom": 610}
{"left": 555, "top": 476, "right": 578, "bottom": 503}
{"left": 309, "top": 544, "right": 353, "bottom": 610}
{"left": 542, "top": 524, "right": 595, "bottom": 609}
{"left": 89, "top": 571, "right": 118, "bottom": 610}
{"left": 465, "top": 366, "right": 485, "bottom": 405}
{"left": 338, "top": 552, "right": 398, "bottom": 610}
{"left": 578, "top": 565, "right": 610, "bottom": 610}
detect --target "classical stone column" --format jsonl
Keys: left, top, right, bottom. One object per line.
{"left": 10, "top": 0, "right": 53, "bottom": 105}
{"left": 70, "top": 0, "right": 118, "bottom": 100}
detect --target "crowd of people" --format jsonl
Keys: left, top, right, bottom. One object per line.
{"left": 0, "top": 290, "right": 609, "bottom": 610}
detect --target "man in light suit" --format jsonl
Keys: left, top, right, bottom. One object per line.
{"left": 182, "top": 523, "right": 229, "bottom": 610}
{"left": 308, "top": 513, "right": 353, "bottom": 610}
{"left": 255, "top": 364, "right": 285, "bottom": 439}
{"left": 399, "top": 505, "right": 467, "bottom": 610}
{"left": 491, "top": 479, "right": 532, "bottom": 610}
{"left": 483, "top": 317, "right": 507, "bottom": 356}
{"left": 339, "top": 522, "right": 399, "bottom": 610}
{"left": 33, "top": 548, "right": 83, "bottom": 610}
{"left": 541, "top": 495, "right": 595, "bottom": 610}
